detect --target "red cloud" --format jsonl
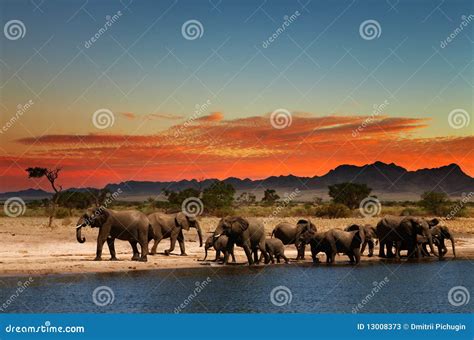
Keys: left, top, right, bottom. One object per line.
{"left": 3, "top": 113, "right": 472, "bottom": 191}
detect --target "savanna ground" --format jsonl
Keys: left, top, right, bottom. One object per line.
{"left": 1, "top": 215, "right": 473, "bottom": 277}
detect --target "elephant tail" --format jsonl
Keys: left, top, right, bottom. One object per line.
{"left": 351, "top": 230, "right": 364, "bottom": 249}
{"left": 148, "top": 224, "right": 155, "bottom": 242}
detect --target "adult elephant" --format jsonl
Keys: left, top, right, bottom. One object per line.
{"left": 272, "top": 219, "right": 316, "bottom": 260}
{"left": 75, "top": 208, "right": 153, "bottom": 262}
{"left": 214, "top": 216, "right": 269, "bottom": 265}
{"left": 376, "top": 216, "right": 439, "bottom": 258}
{"left": 148, "top": 212, "right": 203, "bottom": 256}
{"left": 299, "top": 228, "right": 365, "bottom": 264}
{"left": 345, "top": 224, "right": 377, "bottom": 257}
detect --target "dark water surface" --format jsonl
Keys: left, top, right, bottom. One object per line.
{"left": 0, "top": 260, "right": 472, "bottom": 313}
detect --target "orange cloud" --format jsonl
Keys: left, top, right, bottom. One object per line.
{"left": 2, "top": 113, "right": 473, "bottom": 191}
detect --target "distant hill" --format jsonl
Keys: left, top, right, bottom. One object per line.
{"left": 2, "top": 162, "right": 473, "bottom": 201}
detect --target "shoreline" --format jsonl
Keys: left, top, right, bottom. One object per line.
{"left": 1, "top": 217, "right": 472, "bottom": 277}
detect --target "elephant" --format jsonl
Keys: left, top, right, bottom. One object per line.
{"left": 376, "top": 216, "right": 439, "bottom": 259}
{"left": 214, "top": 216, "right": 269, "bottom": 266}
{"left": 75, "top": 208, "right": 153, "bottom": 262}
{"left": 148, "top": 212, "right": 203, "bottom": 256}
{"left": 299, "top": 228, "right": 364, "bottom": 264}
{"left": 263, "top": 238, "right": 289, "bottom": 264}
{"left": 406, "top": 225, "right": 455, "bottom": 259}
{"left": 271, "top": 219, "right": 317, "bottom": 260}
{"left": 344, "top": 224, "right": 377, "bottom": 257}
{"left": 202, "top": 234, "right": 236, "bottom": 263}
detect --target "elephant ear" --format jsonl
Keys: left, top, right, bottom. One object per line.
{"left": 229, "top": 217, "right": 249, "bottom": 234}
{"left": 91, "top": 208, "right": 108, "bottom": 228}
{"left": 175, "top": 212, "right": 190, "bottom": 230}
{"left": 428, "top": 218, "right": 439, "bottom": 227}
{"left": 346, "top": 224, "right": 361, "bottom": 232}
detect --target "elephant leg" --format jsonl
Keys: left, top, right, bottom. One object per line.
{"left": 378, "top": 241, "right": 386, "bottom": 257}
{"left": 386, "top": 242, "right": 395, "bottom": 258}
{"left": 129, "top": 240, "right": 140, "bottom": 261}
{"left": 282, "top": 254, "right": 289, "bottom": 264}
{"left": 348, "top": 253, "right": 355, "bottom": 263}
{"left": 214, "top": 250, "right": 220, "bottom": 262}
{"left": 95, "top": 235, "right": 108, "bottom": 261}
{"left": 107, "top": 237, "right": 118, "bottom": 261}
{"left": 353, "top": 248, "right": 361, "bottom": 264}
{"left": 242, "top": 243, "right": 253, "bottom": 266}
{"left": 177, "top": 230, "right": 187, "bottom": 256}
{"left": 230, "top": 249, "right": 236, "bottom": 263}
{"left": 367, "top": 240, "right": 374, "bottom": 257}
{"left": 164, "top": 232, "right": 178, "bottom": 256}
{"left": 258, "top": 240, "right": 270, "bottom": 264}
{"left": 138, "top": 235, "right": 148, "bottom": 262}
{"left": 360, "top": 241, "right": 367, "bottom": 255}
{"left": 150, "top": 231, "right": 163, "bottom": 255}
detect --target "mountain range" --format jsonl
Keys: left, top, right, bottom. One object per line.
{"left": 1, "top": 162, "right": 473, "bottom": 201}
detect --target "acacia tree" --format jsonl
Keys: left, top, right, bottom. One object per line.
{"left": 26, "top": 167, "right": 62, "bottom": 228}
{"left": 328, "top": 182, "right": 372, "bottom": 209}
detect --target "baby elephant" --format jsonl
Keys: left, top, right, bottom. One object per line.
{"left": 202, "top": 235, "right": 235, "bottom": 263}
{"left": 300, "top": 228, "right": 364, "bottom": 264}
{"left": 263, "top": 238, "right": 289, "bottom": 264}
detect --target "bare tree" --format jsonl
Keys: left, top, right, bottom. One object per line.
{"left": 26, "top": 167, "right": 62, "bottom": 228}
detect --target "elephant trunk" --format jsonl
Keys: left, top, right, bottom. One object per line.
{"left": 196, "top": 222, "right": 203, "bottom": 247}
{"left": 426, "top": 233, "right": 438, "bottom": 258}
{"left": 76, "top": 225, "right": 85, "bottom": 243}
{"left": 450, "top": 235, "right": 456, "bottom": 257}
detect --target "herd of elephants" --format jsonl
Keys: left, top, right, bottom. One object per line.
{"left": 74, "top": 208, "right": 456, "bottom": 265}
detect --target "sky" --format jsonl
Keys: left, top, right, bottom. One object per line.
{"left": 0, "top": 0, "right": 473, "bottom": 191}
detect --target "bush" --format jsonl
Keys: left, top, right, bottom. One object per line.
{"left": 419, "top": 191, "right": 449, "bottom": 215}
{"left": 315, "top": 203, "right": 351, "bottom": 218}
